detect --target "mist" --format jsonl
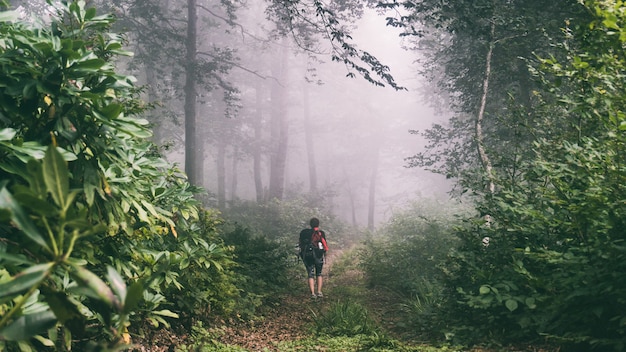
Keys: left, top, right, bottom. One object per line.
{"left": 155, "top": 5, "right": 454, "bottom": 228}
{"left": 14, "top": 0, "right": 454, "bottom": 229}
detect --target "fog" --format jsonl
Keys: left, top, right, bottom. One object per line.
{"left": 150, "top": 4, "right": 453, "bottom": 228}
{"left": 16, "top": 0, "right": 454, "bottom": 228}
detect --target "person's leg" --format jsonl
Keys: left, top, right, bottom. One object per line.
{"left": 306, "top": 261, "right": 316, "bottom": 297}
{"left": 315, "top": 261, "right": 324, "bottom": 296}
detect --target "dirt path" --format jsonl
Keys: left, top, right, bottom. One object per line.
{"left": 217, "top": 249, "right": 348, "bottom": 351}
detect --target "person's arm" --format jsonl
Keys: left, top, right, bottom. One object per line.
{"left": 321, "top": 232, "right": 329, "bottom": 251}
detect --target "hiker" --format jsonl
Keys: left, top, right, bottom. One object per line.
{"left": 299, "top": 217, "right": 328, "bottom": 299}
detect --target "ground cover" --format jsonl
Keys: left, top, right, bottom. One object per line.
{"left": 134, "top": 248, "right": 558, "bottom": 352}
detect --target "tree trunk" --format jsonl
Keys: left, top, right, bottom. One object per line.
{"left": 253, "top": 79, "right": 265, "bottom": 203}
{"left": 346, "top": 177, "right": 358, "bottom": 228}
{"left": 184, "top": 0, "right": 198, "bottom": 185}
{"left": 216, "top": 140, "right": 226, "bottom": 208}
{"left": 268, "top": 40, "right": 289, "bottom": 201}
{"left": 303, "top": 81, "right": 317, "bottom": 192}
{"left": 145, "top": 65, "right": 163, "bottom": 144}
{"left": 476, "top": 20, "right": 496, "bottom": 195}
{"left": 367, "top": 143, "right": 380, "bottom": 231}
{"left": 231, "top": 145, "right": 239, "bottom": 202}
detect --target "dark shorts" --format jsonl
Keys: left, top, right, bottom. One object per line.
{"left": 304, "top": 256, "right": 324, "bottom": 278}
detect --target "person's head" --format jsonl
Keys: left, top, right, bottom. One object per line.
{"left": 310, "top": 217, "right": 320, "bottom": 228}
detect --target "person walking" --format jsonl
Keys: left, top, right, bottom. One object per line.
{"left": 299, "top": 217, "right": 328, "bottom": 299}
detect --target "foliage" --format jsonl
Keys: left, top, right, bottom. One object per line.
{"left": 274, "top": 332, "right": 461, "bottom": 351}
{"left": 220, "top": 225, "right": 297, "bottom": 318}
{"left": 311, "top": 300, "right": 378, "bottom": 337}
{"left": 0, "top": 146, "right": 140, "bottom": 351}
{"left": 266, "top": 0, "right": 404, "bottom": 90}
{"left": 174, "top": 321, "right": 249, "bottom": 352}
{"left": 358, "top": 199, "right": 468, "bottom": 340}
{"left": 0, "top": 2, "right": 237, "bottom": 350}
{"left": 223, "top": 194, "right": 345, "bottom": 246}
{"left": 119, "top": 209, "right": 240, "bottom": 330}
{"left": 439, "top": 1, "right": 626, "bottom": 350}
{"left": 397, "top": 0, "right": 589, "bottom": 193}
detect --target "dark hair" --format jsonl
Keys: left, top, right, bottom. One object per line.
{"left": 310, "top": 217, "right": 320, "bottom": 228}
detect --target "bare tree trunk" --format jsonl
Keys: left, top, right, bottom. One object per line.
{"left": 184, "top": 0, "right": 198, "bottom": 185}
{"left": 216, "top": 140, "right": 226, "bottom": 208}
{"left": 303, "top": 81, "right": 317, "bottom": 192}
{"left": 145, "top": 66, "right": 163, "bottom": 144}
{"left": 476, "top": 20, "right": 496, "bottom": 195}
{"left": 347, "top": 179, "right": 357, "bottom": 228}
{"left": 231, "top": 145, "right": 239, "bottom": 202}
{"left": 253, "top": 79, "right": 264, "bottom": 203}
{"left": 268, "top": 41, "right": 289, "bottom": 201}
{"left": 367, "top": 143, "right": 380, "bottom": 231}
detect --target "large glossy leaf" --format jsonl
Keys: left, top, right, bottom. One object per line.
{"left": 0, "top": 188, "right": 49, "bottom": 251}
{"left": 0, "top": 128, "right": 16, "bottom": 141}
{"left": 43, "top": 145, "right": 69, "bottom": 210}
{"left": 107, "top": 266, "right": 126, "bottom": 303}
{"left": 42, "top": 289, "right": 83, "bottom": 326}
{"left": 0, "top": 263, "right": 53, "bottom": 299}
{"left": 0, "top": 310, "right": 57, "bottom": 341}
{"left": 71, "top": 264, "right": 120, "bottom": 310}
{"left": 13, "top": 193, "right": 57, "bottom": 216}
{"left": 0, "top": 252, "right": 33, "bottom": 266}
{"left": 123, "top": 280, "right": 144, "bottom": 315}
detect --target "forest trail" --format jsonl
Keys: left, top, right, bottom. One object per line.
{"left": 217, "top": 248, "right": 358, "bottom": 351}
{"left": 137, "top": 248, "right": 556, "bottom": 351}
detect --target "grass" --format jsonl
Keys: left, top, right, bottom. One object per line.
{"left": 177, "top": 246, "right": 471, "bottom": 352}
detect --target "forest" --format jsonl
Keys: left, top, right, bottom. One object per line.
{"left": 0, "top": 0, "right": 625, "bottom": 351}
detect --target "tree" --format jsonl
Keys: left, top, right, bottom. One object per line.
{"left": 396, "top": 0, "right": 588, "bottom": 194}
{"left": 0, "top": 2, "right": 200, "bottom": 348}
{"left": 404, "top": 1, "right": 626, "bottom": 349}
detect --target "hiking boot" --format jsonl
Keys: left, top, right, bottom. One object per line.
{"left": 316, "top": 292, "right": 324, "bottom": 298}
{"left": 311, "top": 294, "right": 317, "bottom": 299}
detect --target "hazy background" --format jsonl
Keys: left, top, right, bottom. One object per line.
{"left": 146, "top": 4, "right": 453, "bottom": 228}
{"left": 15, "top": 0, "right": 454, "bottom": 229}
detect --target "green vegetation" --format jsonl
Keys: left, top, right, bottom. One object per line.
{"left": 2, "top": 0, "right": 626, "bottom": 351}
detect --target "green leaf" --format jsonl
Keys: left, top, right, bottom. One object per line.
{"left": 71, "top": 265, "right": 120, "bottom": 310}
{"left": 43, "top": 145, "right": 69, "bottom": 210}
{"left": 13, "top": 193, "right": 56, "bottom": 216}
{"left": 0, "top": 10, "right": 19, "bottom": 22}
{"left": 0, "top": 263, "right": 53, "bottom": 299}
{"left": 0, "top": 188, "right": 49, "bottom": 251}
{"left": 70, "top": 58, "right": 106, "bottom": 71}
{"left": 505, "top": 299, "right": 518, "bottom": 312}
{"left": 0, "top": 310, "right": 57, "bottom": 341}
{"left": 43, "top": 290, "right": 82, "bottom": 325}
{"left": 152, "top": 309, "right": 179, "bottom": 318}
{"left": 0, "top": 128, "right": 16, "bottom": 141}
{"left": 123, "top": 280, "right": 144, "bottom": 314}
{"left": 98, "top": 103, "right": 123, "bottom": 119}
{"left": 479, "top": 285, "right": 491, "bottom": 295}
{"left": 0, "top": 252, "right": 33, "bottom": 266}
{"left": 84, "top": 7, "right": 97, "bottom": 20}
{"left": 106, "top": 266, "right": 126, "bottom": 303}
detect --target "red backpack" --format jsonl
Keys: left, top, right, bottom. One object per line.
{"left": 311, "top": 228, "right": 328, "bottom": 257}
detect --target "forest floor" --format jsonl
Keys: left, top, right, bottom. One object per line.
{"left": 136, "top": 249, "right": 559, "bottom": 352}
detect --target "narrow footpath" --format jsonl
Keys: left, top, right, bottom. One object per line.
{"left": 217, "top": 249, "right": 349, "bottom": 351}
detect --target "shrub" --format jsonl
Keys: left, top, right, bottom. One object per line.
{"left": 311, "top": 301, "right": 378, "bottom": 337}
{"left": 359, "top": 199, "right": 468, "bottom": 340}
{"left": 221, "top": 225, "right": 297, "bottom": 318}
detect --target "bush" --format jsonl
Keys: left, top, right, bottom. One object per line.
{"left": 311, "top": 301, "right": 378, "bottom": 337}
{"left": 358, "top": 199, "right": 467, "bottom": 339}
{"left": 218, "top": 225, "right": 300, "bottom": 319}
